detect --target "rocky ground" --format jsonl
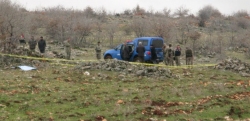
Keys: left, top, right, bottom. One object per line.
{"left": 1, "top": 43, "right": 250, "bottom": 78}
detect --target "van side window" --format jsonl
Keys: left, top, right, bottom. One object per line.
{"left": 152, "top": 39, "right": 163, "bottom": 48}
{"left": 138, "top": 40, "right": 148, "bottom": 46}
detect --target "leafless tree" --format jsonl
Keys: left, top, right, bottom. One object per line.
{"left": 123, "top": 9, "right": 133, "bottom": 16}
{"left": 93, "top": 19, "right": 104, "bottom": 43}
{"left": 198, "top": 5, "right": 221, "bottom": 27}
{"left": 83, "top": 6, "right": 96, "bottom": 18}
{"left": 149, "top": 17, "right": 173, "bottom": 41}
{"left": 188, "top": 31, "right": 201, "bottom": 55}
{"left": 133, "top": 5, "right": 145, "bottom": 16}
{"left": 174, "top": 18, "right": 194, "bottom": 44}
{"left": 130, "top": 17, "right": 149, "bottom": 37}
{"left": 228, "top": 21, "right": 238, "bottom": 47}
{"left": 233, "top": 10, "right": 249, "bottom": 17}
{"left": 105, "top": 22, "right": 118, "bottom": 47}
{"left": 73, "top": 19, "right": 93, "bottom": 47}
{"left": 0, "top": 0, "right": 26, "bottom": 38}
{"left": 236, "top": 17, "right": 250, "bottom": 29}
{"left": 163, "top": 7, "right": 171, "bottom": 17}
{"left": 173, "top": 6, "right": 189, "bottom": 18}
{"left": 95, "top": 7, "right": 107, "bottom": 22}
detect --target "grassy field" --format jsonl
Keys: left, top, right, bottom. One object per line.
{"left": 0, "top": 54, "right": 250, "bottom": 121}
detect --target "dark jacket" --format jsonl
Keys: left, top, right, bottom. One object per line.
{"left": 175, "top": 49, "right": 181, "bottom": 56}
{"left": 136, "top": 45, "right": 145, "bottom": 57}
{"left": 185, "top": 49, "right": 193, "bottom": 57}
{"left": 150, "top": 46, "right": 157, "bottom": 60}
{"left": 28, "top": 39, "right": 37, "bottom": 50}
{"left": 123, "top": 44, "right": 130, "bottom": 59}
{"left": 38, "top": 39, "right": 46, "bottom": 50}
{"left": 19, "top": 39, "right": 26, "bottom": 44}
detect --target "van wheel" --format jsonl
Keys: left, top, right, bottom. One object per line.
{"left": 104, "top": 55, "right": 112, "bottom": 60}
{"left": 134, "top": 57, "right": 141, "bottom": 62}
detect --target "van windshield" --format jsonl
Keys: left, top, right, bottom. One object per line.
{"left": 152, "top": 39, "right": 163, "bottom": 48}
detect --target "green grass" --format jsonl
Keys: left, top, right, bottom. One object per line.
{"left": 0, "top": 62, "right": 250, "bottom": 120}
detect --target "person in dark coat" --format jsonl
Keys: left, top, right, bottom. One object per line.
{"left": 19, "top": 35, "right": 26, "bottom": 48}
{"left": 38, "top": 36, "right": 46, "bottom": 53}
{"left": 28, "top": 36, "right": 37, "bottom": 51}
{"left": 136, "top": 42, "right": 145, "bottom": 62}
{"left": 174, "top": 45, "right": 181, "bottom": 66}
{"left": 150, "top": 44, "right": 157, "bottom": 64}
{"left": 185, "top": 47, "right": 193, "bottom": 65}
{"left": 123, "top": 42, "right": 130, "bottom": 61}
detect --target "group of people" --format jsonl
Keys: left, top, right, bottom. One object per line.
{"left": 162, "top": 44, "right": 193, "bottom": 66}
{"left": 18, "top": 35, "right": 193, "bottom": 65}
{"left": 19, "top": 35, "right": 46, "bottom": 54}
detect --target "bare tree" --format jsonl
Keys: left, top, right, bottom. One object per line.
{"left": 163, "top": 7, "right": 171, "bottom": 17}
{"left": 0, "top": 0, "right": 26, "bottom": 38}
{"left": 173, "top": 6, "right": 189, "bottom": 18}
{"left": 74, "top": 19, "right": 93, "bottom": 47}
{"left": 228, "top": 21, "right": 238, "bottom": 47}
{"left": 123, "top": 9, "right": 132, "bottom": 16}
{"left": 105, "top": 22, "right": 118, "bottom": 47}
{"left": 130, "top": 17, "right": 148, "bottom": 37}
{"left": 236, "top": 17, "right": 250, "bottom": 29}
{"left": 149, "top": 17, "right": 173, "bottom": 41}
{"left": 93, "top": 19, "right": 104, "bottom": 42}
{"left": 83, "top": 6, "right": 96, "bottom": 18}
{"left": 95, "top": 7, "right": 107, "bottom": 22}
{"left": 233, "top": 10, "right": 249, "bottom": 17}
{"left": 174, "top": 18, "right": 193, "bottom": 44}
{"left": 198, "top": 5, "right": 221, "bottom": 27}
{"left": 133, "top": 5, "right": 145, "bottom": 16}
{"left": 187, "top": 31, "right": 201, "bottom": 56}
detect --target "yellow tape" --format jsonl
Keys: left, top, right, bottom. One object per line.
{"left": 0, "top": 53, "right": 216, "bottom": 68}
{"left": 0, "top": 53, "right": 98, "bottom": 62}
{"left": 130, "top": 62, "right": 216, "bottom": 68}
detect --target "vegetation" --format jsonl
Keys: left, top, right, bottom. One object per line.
{"left": 0, "top": 0, "right": 250, "bottom": 120}
{"left": 0, "top": 0, "right": 250, "bottom": 54}
{"left": 0, "top": 61, "right": 250, "bottom": 120}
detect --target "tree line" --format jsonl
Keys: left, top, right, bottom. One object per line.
{"left": 0, "top": 0, "right": 250, "bottom": 56}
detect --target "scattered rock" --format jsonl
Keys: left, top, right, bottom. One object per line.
{"left": 214, "top": 57, "right": 250, "bottom": 77}
{"left": 74, "top": 60, "right": 172, "bottom": 78}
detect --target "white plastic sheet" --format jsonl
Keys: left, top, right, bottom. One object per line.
{"left": 18, "top": 66, "right": 36, "bottom": 71}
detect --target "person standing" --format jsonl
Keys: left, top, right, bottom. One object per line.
{"left": 136, "top": 42, "right": 145, "bottom": 62}
{"left": 38, "top": 36, "right": 46, "bottom": 54}
{"left": 162, "top": 43, "right": 169, "bottom": 65}
{"left": 185, "top": 47, "right": 193, "bottom": 65}
{"left": 19, "top": 35, "right": 26, "bottom": 48}
{"left": 167, "top": 44, "right": 174, "bottom": 66}
{"left": 64, "top": 38, "right": 71, "bottom": 60}
{"left": 174, "top": 45, "right": 181, "bottom": 66}
{"left": 150, "top": 44, "right": 157, "bottom": 64}
{"left": 28, "top": 36, "right": 37, "bottom": 51}
{"left": 123, "top": 42, "right": 130, "bottom": 61}
{"left": 95, "top": 41, "right": 102, "bottom": 60}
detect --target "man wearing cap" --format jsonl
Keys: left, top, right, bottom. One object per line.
{"left": 38, "top": 36, "right": 46, "bottom": 54}
{"left": 64, "top": 38, "right": 71, "bottom": 60}
{"left": 95, "top": 41, "right": 102, "bottom": 60}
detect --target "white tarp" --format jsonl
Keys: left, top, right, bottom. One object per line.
{"left": 18, "top": 66, "right": 36, "bottom": 71}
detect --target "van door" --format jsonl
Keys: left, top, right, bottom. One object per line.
{"left": 112, "top": 44, "right": 123, "bottom": 60}
{"left": 120, "top": 44, "right": 134, "bottom": 61}
{"left": 151, "top": 39, "right": 164, "bottom": 61}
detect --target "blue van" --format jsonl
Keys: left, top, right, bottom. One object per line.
{"left": 103, "top": 37, "right": 164, "bottom": 63}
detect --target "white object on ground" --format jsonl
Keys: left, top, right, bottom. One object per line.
{"left": 18, "top": 66, "right": 36, "bottom": 71}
